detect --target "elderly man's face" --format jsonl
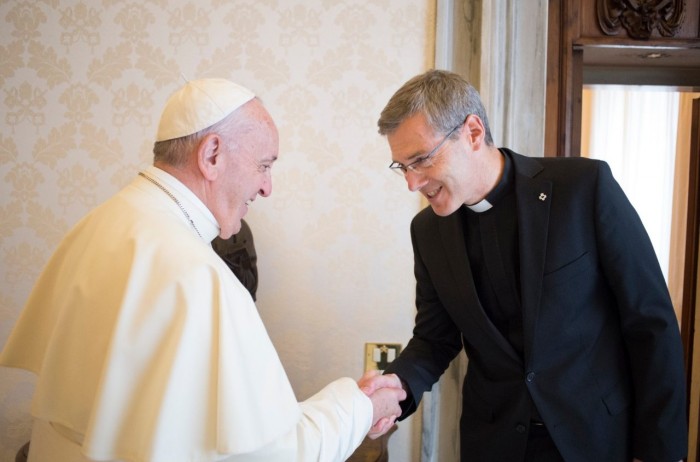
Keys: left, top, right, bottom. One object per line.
{"left": 213, "top": 101, "right": 277, "bottom": 239}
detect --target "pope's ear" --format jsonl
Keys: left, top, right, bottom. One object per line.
{"left": 197, "top": 133, "right": 222, "bottom": 181}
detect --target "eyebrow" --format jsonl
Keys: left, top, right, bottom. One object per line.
{"left": 408, "top": 150, "right": 430, "bottom": 160}
{"left": 392, "top": 148, "right": 429, "bottom": 166}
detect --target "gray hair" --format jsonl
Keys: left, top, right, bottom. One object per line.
{"left": 377, "top": 69, "right": 493, "bottom": 146}
{"left": 152, "top": 110, "right": 241, "bottom": 166}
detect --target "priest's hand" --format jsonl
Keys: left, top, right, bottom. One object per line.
{"left": 357, "top": 370, "right": 406, "bottom": 439}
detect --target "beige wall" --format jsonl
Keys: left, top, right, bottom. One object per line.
{"left": 0, "top": 1, "right": 435, "bottom": 460}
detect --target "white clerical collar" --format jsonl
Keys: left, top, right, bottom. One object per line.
{"left": 467, "top": 198, "right": 493, "bottom": 213}
{"left": 142, "top": 165, "right": 220, "bottom": 242}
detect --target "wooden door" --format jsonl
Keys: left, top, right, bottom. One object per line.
{"left": 683, "top": 98, "right": 700, "bottom": 461}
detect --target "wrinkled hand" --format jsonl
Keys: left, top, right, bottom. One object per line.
{"left": 357, "top": 370, "right": 406, "bottom": 439}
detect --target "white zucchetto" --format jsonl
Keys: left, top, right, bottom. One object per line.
{"left": 156, "top": 78, "right": 255, "bottom": 142}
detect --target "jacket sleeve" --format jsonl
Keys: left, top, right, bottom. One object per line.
{"left": 384, "top": 213, "right": 464, "bottom": 419}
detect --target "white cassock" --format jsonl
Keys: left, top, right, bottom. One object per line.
{"left": 0, "top": 166, "right": 372, "bottom": 462}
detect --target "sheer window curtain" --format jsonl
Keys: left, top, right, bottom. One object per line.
{"left": 668, "top": 93, "right": 700, "bottom": 318}
{"left": 581, "top": 87, "right": 680, "bottom": 283}
{"left": 581, "top": 87, "right": 700, "bottom": 322}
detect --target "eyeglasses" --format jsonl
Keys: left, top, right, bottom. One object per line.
{"left": 389, "top": 122, "right": 464, "bottom": 176}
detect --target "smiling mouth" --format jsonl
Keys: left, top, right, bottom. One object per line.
{"left": 425, "top": 187, "right": 440, "bottom": 198}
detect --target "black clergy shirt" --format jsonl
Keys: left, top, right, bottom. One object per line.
{"left": 462, "top": 149, "right": 523, "bottom": 358}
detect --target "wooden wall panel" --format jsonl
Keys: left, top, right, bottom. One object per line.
{"left": 579, "top": 0, "right": 699, "bottom": 40}
{"left": 545, "top": 0, "right": 700, "bottom": 157}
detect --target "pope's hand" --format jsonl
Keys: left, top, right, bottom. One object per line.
{"left": 357, "top": 370, "right": 406, "bottom": 439}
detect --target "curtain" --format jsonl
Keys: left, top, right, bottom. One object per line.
{"left": 581, "top": 86, "right": 680, "bottom": 283}
{"left": 667, "top": 93, "right": 700, "bottom": 319}
{"left": 420, "top": 352, "right": 466, "bottom": 462}
{"left": 582, "top": 87, "right": 700, "bottom": 322}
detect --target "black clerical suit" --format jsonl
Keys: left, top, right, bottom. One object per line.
{"left": 211, "top": 219, "right": 258, "bottom": 300}
{"left": 385, "top": 149, "right": 687, "bottom": 461}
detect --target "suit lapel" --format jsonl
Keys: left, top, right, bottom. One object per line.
{"left": 510, "top": 152, "right": 551, "bottom": 365}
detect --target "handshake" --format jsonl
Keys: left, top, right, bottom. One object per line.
{"left": 357, "top": 370, "right": 407, "bottom": 439}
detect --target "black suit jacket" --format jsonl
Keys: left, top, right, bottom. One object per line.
{"left": 385, "top": 150, "right": 687, "bottom": 461}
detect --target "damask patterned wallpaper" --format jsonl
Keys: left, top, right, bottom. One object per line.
{"left": 0, "top": 0, "right": 434, "bottom": 460}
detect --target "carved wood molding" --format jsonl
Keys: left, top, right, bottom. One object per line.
{"left": 597, "top": 0, "right": 686, "bottom": 39}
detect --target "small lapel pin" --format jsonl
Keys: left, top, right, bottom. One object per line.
{"left": 539, "top": 193, "right": 547, "bottom": 201}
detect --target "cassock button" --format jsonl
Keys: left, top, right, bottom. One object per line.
{"left": 539, "top": 193, "right": 547, "bottom": 201}
{"left": 516, "top": 424, "right": 527, "bottom": 433}
{"left": 526, "top": 372, "right": 536, "bottom": 382}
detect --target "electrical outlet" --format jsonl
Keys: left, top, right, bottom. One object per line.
{"left": 364, "top": 343, "right": 402, "bottom": 372}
